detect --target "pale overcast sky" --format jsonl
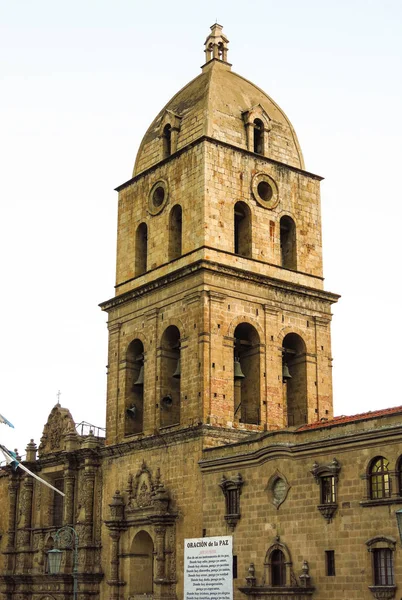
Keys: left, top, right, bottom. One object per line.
{"left": 1, "top": 0, "right": 401, "bottom": 453}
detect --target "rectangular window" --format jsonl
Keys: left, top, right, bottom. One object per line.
{"left": 233, "top": 555, "right": 238, "bottom": 579}
{"left": 373, "top": 548, "right": 394, "bottom": 585}
{"left": 321, "top": 476, "right": 336, "bottom": 504}
{"left": 371, "top": 473, "right": 390, "bottom": 499}
{"left": 325, "top": 550, "right": 335, "bottom": 576}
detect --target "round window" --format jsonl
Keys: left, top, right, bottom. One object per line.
{"left": 251, "top": 173, "right": 278, "bottom": 209}
{"left": 152, "top": 186, "right": 165, "bottom": 207}
{"left": 257, "top": 181, "right": 273, "bottom": 202}
{"left": 148, "top": 180, "right": 168, "bottom": 215}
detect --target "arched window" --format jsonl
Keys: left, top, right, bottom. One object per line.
{"left": 129, "top": 531, "right": 154, "bottom": 594}
{"left": 234, "top": 201, "right": 252, "bottom": 258}
{"left": 233, "top": 323, "right": 260, "bottom": 425}
{"left": 169, "top": 205, "right": 182, "bottom": 261}
{"left": 253, "top": 118, "right": 264, "bottom": 154}
{"left": 283, "top": 333, "right": 307, "bottom": 426}
{"left": 163, "top": 124, "right": 172, "bottom": 158}
{"left": 271, "top": 550, "right": 286, "bottom": 586}
{"left": 135, "top": 222, "right": 148, "bottom": 276}
{"left": 280, "top": 216, "right": 297, "bottom": 270}
{"left": 160, "top": 325, "right": 181, "bottom": 427}
{"left": 397, "top": 456, "right": 402, "bottom": 496}
{"left": 263, "top": 540, "right": 293, "bottom": 588}
{"left": 369, "top": 457, "right": 390, "bottom": 499}
{"left": 124, "top": 339, "right": 144, "bottom": 435}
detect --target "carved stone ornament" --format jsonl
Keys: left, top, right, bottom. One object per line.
{"left": 126, "top": 461, "right": 171, "bottom": 514}
{"left": 266, "top": 470, "right": 290, "bottom": 509}
{"left": 38, "top": 404, "right": 75, "bottom": 456}
{"left": 317, "top": 503, "right": 338, "bottom": 522}
{"left": 239, "top": 540, "right": 315, "bottom": 598}
{"left": 109, "top": 490, "right": 125, "bottom": 521}
{"left": 310, "top": 457, "right": 341, "bottom": 483}
{"left": 368, "top": 586, "right": 397, "bottom": 600}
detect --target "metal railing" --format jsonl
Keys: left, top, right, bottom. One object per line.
{"left": 75, "top": 421, "right": 106, "bottom": 438}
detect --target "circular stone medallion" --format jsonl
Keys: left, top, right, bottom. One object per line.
{"left": 251, "top": 172, "right": 279, "bottom": 209}
{"left": 148, "top": 179, "right": 169, "bottom": 215}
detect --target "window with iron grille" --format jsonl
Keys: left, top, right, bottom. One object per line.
{"left": 219, "top": 474, "right": 244, "bottom": 530}
{"left": 373, "top": 548, "right": 394, "bottom": 585}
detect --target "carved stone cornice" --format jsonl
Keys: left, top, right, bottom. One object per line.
{"left": 115, "top": 135, "right": 323, "bottom": 195}
{"left": 101, "top": 255, "right": 337, "bottom": 313}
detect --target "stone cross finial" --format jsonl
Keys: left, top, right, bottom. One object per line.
{"left": 204, "top": 23, "right": 229, "bottom": 63}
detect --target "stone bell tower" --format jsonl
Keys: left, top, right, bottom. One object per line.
{"left": 100, "top": 24, "right": 339, "bottom": 447}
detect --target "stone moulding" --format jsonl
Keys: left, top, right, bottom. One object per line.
{"left": 238, "top": 586, "right": 315, "bottom": 598}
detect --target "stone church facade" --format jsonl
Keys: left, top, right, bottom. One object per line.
{"left": 1, "top": 24, "right": 401, "bottom": 600}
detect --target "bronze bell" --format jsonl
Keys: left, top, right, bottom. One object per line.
{"left": 161, "top": 395, "right": 173, "bottom": 407}
{"left": 172, "top": 358, "right": 181, "bottom": 379}
{"left": 133, "top": 365, "right": 144, "bottom": 386}
{"left": 282, "top": 363, "right": 292, "bottom": 382}
{"left": 234, "top": 357, "right": 245, "bottom": 379}
{"left": 126, "top": 405, "right": 137, "bottom": 418}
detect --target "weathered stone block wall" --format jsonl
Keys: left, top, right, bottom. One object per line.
{"left": 200, "top": 424, "right": 402, "bottom": 600}
{"left": 116, "top": 143, "right": 205, "bottom": 292}
{"left": 100, "top": 435, "right": 205, "bottom": 599}
{"left": 204, "top": 141, "right": 323, "bottom": 278}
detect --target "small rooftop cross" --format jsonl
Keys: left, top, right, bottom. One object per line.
{"left": 56, "top": 390, "right": 61, "bottom": 406}
{"left": 204, "top": 23, "right": 229, "bottom": 63}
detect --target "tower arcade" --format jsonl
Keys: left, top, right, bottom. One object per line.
{"left": 100, "top": 23, "right": 339, "bottom": 447}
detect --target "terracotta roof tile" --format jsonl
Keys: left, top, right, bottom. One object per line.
{"left": 296, "top": 405, "right": 402, "bottom": 432}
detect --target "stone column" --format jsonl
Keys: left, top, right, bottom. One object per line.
{"left": 105, "top": 490, "right": 126, "bottom": 600}
{"left": 154, "top": 526, "right": 166, "bottom": 581}
{"left": 6, "top": 475, "right": 20, "bottom": 572}
{"left": 63, "top": 469, "right": 76, "bottom": 526}
{"left": 15, "top": 475, "right": 34, "bottom": 572}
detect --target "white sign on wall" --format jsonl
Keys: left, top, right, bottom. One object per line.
{"left": 184, "top": 536, "right": 233, "bottom": 600}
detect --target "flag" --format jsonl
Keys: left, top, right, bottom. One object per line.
{"left": 0, "top": 444, "right": 65, "bottom": 496}
{"left": 0, "top": 413, "right": 14, "bottom": 428}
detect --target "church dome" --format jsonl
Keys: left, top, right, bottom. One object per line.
{"left": 133, "top": 24, "right": 304, "bottom": 176}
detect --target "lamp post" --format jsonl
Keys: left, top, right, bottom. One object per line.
{"left": 396, "top": 508, "right": 402, "bottom": 544}
{"left": 47, "top": 525, "right": 79, "bottom": 600}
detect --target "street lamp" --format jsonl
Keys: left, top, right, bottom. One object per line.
{"left": 395, "top": 508, "right": 402, "bottom": 544}
{"left": 47, "top": 526, "right": 79, "bottom": 600}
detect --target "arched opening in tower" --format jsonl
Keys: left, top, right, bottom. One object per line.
{"left": 163, "top": 124, "right": 172, "bottom": 157}
{"left": 282, "top": 332, "right": 307, "bottom": 426}
{"left": 253, "top": 118, "right": 264, "bottom": 154}
{"left": 280, "top": 215, "right": 297, "bottom": 270}
{"left": 160, "top": 325, "right": 181, "bottom": 427}
{"left": 233, "top": 322, "right": 261, "bottom": 425}
{"left": 124, "top": 338, "right": 145, "bottom": 435}
{"left": 169, "top": 204, "right": 182, "bottom": 260}
{"left": 234, "top": 201, "right": 252, "bottom": 258}
{"left": 135, "top": 222, "right": 148, "bottom": 276}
